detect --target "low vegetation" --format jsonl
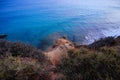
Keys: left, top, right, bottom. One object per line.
{"left": 57, "top": 48, "right": 120, "bottom": 80}
{"left": 0, "top": 56, "right": 50, "bottom": 80}
{"left": 0, "top": 36, "right": 120, "bottom": 80}
{"left": 57, "top": 36, "right": 120, "bottom": 80}
{"left": 0, "top": 39, "right": 45, "bottom": 61}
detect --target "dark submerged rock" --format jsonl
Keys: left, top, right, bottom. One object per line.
{"left": 0, "top": 34, "right": 8, "bottom": 39}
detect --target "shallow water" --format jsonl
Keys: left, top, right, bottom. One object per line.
{"left": 0, "top": 0, "right": 120, "bottom": 48}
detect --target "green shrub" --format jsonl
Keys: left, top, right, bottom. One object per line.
{"left": 57, "top": 49, "right": 120, "bottom": 80}
{"left": 0, "top": 56, "right": 49, "bottom": 80}
{"left": 99, "top": 47, "right": 117, "bottom": 55}
{"left": 0, "top": 40, "right": 45, "bottom": 61}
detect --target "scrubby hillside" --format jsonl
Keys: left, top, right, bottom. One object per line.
{"left": 0, "top": 36, "right": 120, "bottom": 80}
{"left": 57, "top": 36, "right": 120, "bottom": 80}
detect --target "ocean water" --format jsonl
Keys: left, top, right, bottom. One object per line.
{"left": 0, "top": 0, "right": 120, "bottom": 49}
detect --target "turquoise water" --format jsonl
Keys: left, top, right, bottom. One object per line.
{"left": 0, "top": 0, "right": 120, "bottom": 48}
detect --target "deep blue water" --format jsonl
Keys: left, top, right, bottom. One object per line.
{"left": 0, "top": 0, "right": 120, "bottom": 48}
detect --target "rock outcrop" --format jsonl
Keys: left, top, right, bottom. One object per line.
{"left": 44, "top": 37, "right": 75, "bottom": 65}
{"left": 0, "top": 34, "right": 7, "bottom": 39}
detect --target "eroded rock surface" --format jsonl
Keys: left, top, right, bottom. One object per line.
{"left": 44, "top": 37, "right": 75, "bottom": 65}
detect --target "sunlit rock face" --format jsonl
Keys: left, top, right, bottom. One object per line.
{"left": 44, "top": 37, "right": 74, "bottom": 65}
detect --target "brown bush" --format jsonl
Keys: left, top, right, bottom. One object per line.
{"left": 0, "top": 39, "right": 45, "bottom": 61}
{"left": 57, "top": 48, "right": 120, "bottom": 80}
{"left": 0, "top": 56, "right": 50, "bottom": 80}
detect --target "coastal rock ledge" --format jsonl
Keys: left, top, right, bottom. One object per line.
{"left": 44, "top": 37, "right": 75, "bottom": 65}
